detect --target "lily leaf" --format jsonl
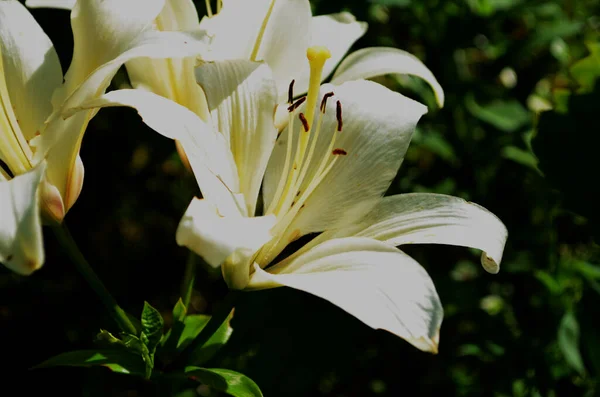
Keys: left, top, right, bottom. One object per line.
{"left": 33, "top": 350, "right": 145, "bottom": 376}
{"left": 161, "top": 312, "right": 233, "bottom": 366}
{"left": 141, "top": 301, "right": 164, "bottom": 353}
{"left": 140, "top": 301, "right": 164, "bottom": 377}
{"left": 466, "top": 94, "right": 531, "bottom": 133}
{"left": 185, "top": 366, "right": 263, "bottom": 397}
{"left": 558, "top": 311, "right": 586, "bottom": 376}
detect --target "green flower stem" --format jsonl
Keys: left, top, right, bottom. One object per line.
{"left": 171, "top": 290, "right": 240, "bottom": 369}
{"left": 181, "top": 252, "right": 197, "bottom": 309}
{"left": 52, "top": 223, "right": 137, "bottom": 335}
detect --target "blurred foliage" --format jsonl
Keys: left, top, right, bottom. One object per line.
{"left": 2, "top": 0, "right": 600, "bottom": 395}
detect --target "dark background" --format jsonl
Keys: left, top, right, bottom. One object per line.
{"left": 1, "top": 0, "right": 599, "bottom": 395}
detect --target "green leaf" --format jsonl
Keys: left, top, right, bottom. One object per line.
{"left": 412, "top": 129, "right": 458, "bottom": 164}
{"left": 34, "top": 350, "right": 145, "bottom": 376}
{"left": 141, "top": 301, "right": 164, "bottom": 354}
{"left": 571, "top": 42, "right": 600, "bottom": 92}
{"left": 173, "top": 298, "right": 187, "bottom": 322}
{"left": 466, "top": 94, "right": 531, "bottom": 132}
{"left": 161, "top": 312, "right": 233, "bottom": 366}
{"left": 185, "top": 367, "right": 263, "bottom": 397}
{"left": 501, "top": 146, "right": 540, "bottom": 172}
{"left": 558, "top": 311, "right": 586, "bottom": 376}
{"left": 140, "top": 302, "right": 165, "bottom": 378}
{"left": 466, "top": 0, "right": 521, "bottom": 16}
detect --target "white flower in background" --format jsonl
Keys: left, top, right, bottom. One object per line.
{"left": 79, "top": 44, "right": 507, "bottom": 353}
{"left": 0, "top": 0, "right": 208, "bottom": 274}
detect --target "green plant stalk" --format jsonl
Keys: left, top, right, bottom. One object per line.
{"left": 181, "top": 252, "right": 197, "bottom": 309}
{"left": 170, "top": 290, "right": 239, "bottom": 369}
{"left": 52, "top": 223, "right": 137, "bottom": 335}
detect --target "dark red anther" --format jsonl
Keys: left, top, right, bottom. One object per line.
{"left": 336, "top": 100, "right": 343, "bottom": 131}
{"left": 288, "top": 80, "right": 295, "bottom": 104}
{"left": 332, "top": 148, "right": 347, "bottom": 156}
{"left": 320, "top": 92, "right": 334, "bottom": 112}
{"left": 299, "top": 113, "right": 310, "bottom": 132}
{"left": 287, "top": 96, "right": 306, "bottom": 112}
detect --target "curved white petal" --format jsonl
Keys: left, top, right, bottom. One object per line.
{"left": 60, "top": 0, "right": 166, "bottom": 97}
{"left": 125, "top": 0, "right": 208, "bottom": 119}
{"left": 263, "top": 80, "right": 427, "bottom": 251}
{"left": 73, "top": 89, "right": 242, "bottom": 216}
{"left": 0, "top": 162, "right": 46, "bottom": 275}
{"left": 156, "top": 0, "right": 200, "bottom": 31}
{"left": 0, "top": 0, "right": 62, "bottom": 140}
{"left": 331, "top": 47, "right": 445, "bottom": 108}
{"left": 353, "top": 194, "right": 507, "bottom": 273}
{"left": 292, "top": 12, "right": 367, "bottom": 97}
{"left": 59, "top": 30, "right": 209, "bottom": 116}
{"left": 196, "top": 60, "right": 277, "bottom": 216}
{"left": 199, "top": 0, "right": 273, "bottom": 60}
{"left": 249, "top": 237, "right": 443, "bottom": 352}
{"left": 33, "top": 30, "right": 209, "bottom": 214}
{"left": 285, "top": 194, "right": 508, "bottom": 274}
{"left": 254, "top": 0, "right": 312, "bottom": 99}
{"left": 202, "top": 0, "right": 310, "bottom": 65}
{"left": 25, "top": 0, "right": 75, "bottom": 9}
{"left": 177, "top": 198, "right": 276, "bottom": 289}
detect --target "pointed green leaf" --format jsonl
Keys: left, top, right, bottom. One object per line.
{"left": 558, "top": 311, "right": 586, "bottom": 376}
{"left": 466, "top": 94, "right": 531, "bottom": 132}
{"left": 189, "top": 313, "right": 234, "bottom": 366}
{"left": 141, "top": 301, "right": 164, "bottom": 353}
{"left": 173, "top": 298, "right": 187, "bottom": 322}
{"left": 34, "top": 350, "right": 145, "bottom": 376}
{"left": 160, "top": 313, "right": 233, "bottom": 365}
{"left": 185, "top": 367, "right": 263, "bottom": 397}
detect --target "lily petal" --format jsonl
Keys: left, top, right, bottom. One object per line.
{"left": 331, "top": 47, "right": 445, "bottom": 108}
{"left": 155, "top": 0, "right": 200, "bottom": 31}
{"left": 263, "top": 80, "right": 427, "bottom": 245}
{"left": 196, "top": 60, "right": 278, "bottom": 216}
{"left": 254, "top": 0, "right": 312, "bottom": 99}
{"left": 74, "top": 89, "right": 242, "bottom": 216}
{"left": 355, "top": 194, "right": 507, "bottom": 273}
{"left": 292, "top": 12, "right": 367, "bottom": 97}
{"left": 249, "top": 237, "right": 443, "bottom": 353}
{"left": 33, "top": 29, "right": 209, "bottom": 215}
{"left": 299, "top": 193, "right": 507, "bottom": 273}
{"left": 59, "top": 0, "right": 166, "bottom": 97}
{"left": 25, "top": 0, "right": 75, "bottom": 10}
{"left": 0, "top": 0, "right": 62, "bottom": 141}
{"left": 0, "top": 162, "right": 46, "bottom": 275}
{"left": 177, "top": 198, "right": 276, "bottom": 289}
{"left": 199, "top": 0, "right": 274, "bottom": 60}
{"left": 125, "top": 0, "right": 209, "bottom": 119}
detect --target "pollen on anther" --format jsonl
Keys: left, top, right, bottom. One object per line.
{"left": 287, "top": 96, "right": 306, "bottom": 112}
{"left": 288, "top": 80, "right": 296, "bottom": 104}
{"left": 336, "top": 101, "right": 343, "bottom": 131}
{"left": 299, "top": 113, "right": 310, "bottom": 132}
{"left": 320, "top": 92, "right": 334, "bottom": 112}
{"left": 332, "top": 148, "right": 347, "bottom": 156}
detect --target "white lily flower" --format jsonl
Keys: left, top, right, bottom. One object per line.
{"left": 1, "top": 0, "right": 208, "bottom": 273}
{"left": 79, "top": 46, "right": 507, "bottom": 353}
